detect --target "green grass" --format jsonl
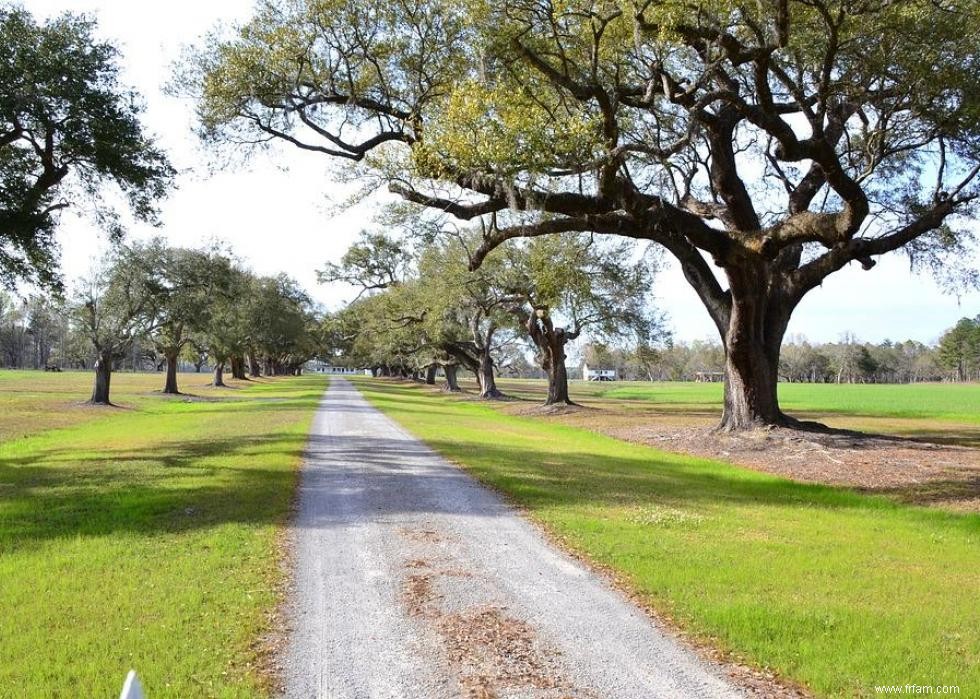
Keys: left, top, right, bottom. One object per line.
{"left": 0, "top": 370, "right": 327, "bottom": 698}
{"left": 596, "top": 380, "right": 980, "bottom": 424}
{"left": 354, "top": 377, "right": 980, "bottom": 698}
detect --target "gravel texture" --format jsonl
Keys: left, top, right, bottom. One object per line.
{"left": 282, "top": 378, "right": 742, "bottom": 698}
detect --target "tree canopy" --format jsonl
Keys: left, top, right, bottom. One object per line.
{"left": 0, "top": 6, "right": 173, "bottom": 288}
{"left": 189, "top": 0, "right": 980, "bottom": 429}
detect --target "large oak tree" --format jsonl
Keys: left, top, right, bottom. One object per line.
{"left": 189, "top": 0, "right": 980, "bottom": 429}
{"left": 1, "top": 7, "right": 173, "bottom": 289}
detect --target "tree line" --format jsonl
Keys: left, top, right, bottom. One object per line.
{"left": 4, "top": 4, "right": 980, "bottom": 431}
{"left": 565, "top": 324, "right": 980, "bottom": 384}
{"left": 0, "top": 239, "right": 321, "bottom": 404}
{"left": 186, "top": 0, "right": 980, "bottom": 431}
{"left": 320, "top": 228, "right": 665, "bottom": 406}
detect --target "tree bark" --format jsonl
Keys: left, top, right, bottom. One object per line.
{"left": 248, "top": 352, "right": 261, "bottom": 377}
{"left": 213, "top": 361, "right": 226, "bottom": 387}
{"left": 163, "top": 350, "right": 180, "bottom": 394}
{"left": 90, "top": 351, "right": 113, "bottom": 405}
{"left": 231, "top": 355, "right": 247, "bottom": 380}
{"left": 716, "top": 275, "right": 794, "bottom": 431}
{"left": 425, "top": 364, "right": 437, "bottom": 385}
{"left": 525, "top": 309, "right": 575, "bottom": 406}
{"left": 442, "top": 363, "right": 461, "bottom": 392}
{"left": 475, "top": 350, "right": 503, "bottom": 399}
{"left": 545, "top": 354, "right": 572, "bottom": 405}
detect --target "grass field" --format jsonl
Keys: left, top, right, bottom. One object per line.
{"left": 480, "top": 378, "right": 980, "bottom": 448}
{"left": 354, "top": 376, "right": 980, "bottom": 698}
{"left": 0, "top": 370, "right": 326, "bottom": 698}
{"left": 591, "top": 380, "right": 980, "bottom": 424}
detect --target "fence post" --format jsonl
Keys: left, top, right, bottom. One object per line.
{"left": 119, "top": 670, "right": 144, "bottom": 699}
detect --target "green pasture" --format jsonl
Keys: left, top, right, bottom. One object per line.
{"left": 0, "top": 370, "right": 326, "bottom": 698}
{"left": 590, "top": 380, "right": 980, "bottom": 424}
{"left": 355, "top": 377, "right": 980, "bottom": 698}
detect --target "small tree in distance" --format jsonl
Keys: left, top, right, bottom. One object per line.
{"left": 75, "top": 245, "right": 160, "bottom": 404}
{"left": 509, "top": 235, "right": 662, "bottom": 405}
{"left": 147, "top": 241, "right": 236, "bottom": 395}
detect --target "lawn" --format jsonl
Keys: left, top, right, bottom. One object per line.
{"left": 0, "top": 370, "right": 327, "bottom": 698}
{"left": 594, "top": 381, "right": 980, "bottom": 424}
{"left": 480, "top": 378, "right": 980, "bottom": 447}
{"left": 354, "top": 377, "right": 980, "bottom": 698}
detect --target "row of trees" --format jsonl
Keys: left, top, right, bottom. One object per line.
{"left": 1, "top": 240, "right": 320, "bottom": 404}
{"left": 321, "top": 228, "right": 664, "bottom": 405}
{"left": 937, "top": 316, "right": 980, "bottom": 382}
{"left": 573, "top": 327, "right": 978, "bottom": 384}
{"left": 0, "top": 292, "right": 75, "bottom": 369}
{"left": 187, "top": 0, "right": 980, "bottom": 430}
{"left": 4, "top": 4, "right": 979, "bottom": 430}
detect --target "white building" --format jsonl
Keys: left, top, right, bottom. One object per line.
{"left": 583, "top": 364, "right": 617, "bottom": 381}
{"left": 303, "top": 360, "right": 360, "bottom": 375}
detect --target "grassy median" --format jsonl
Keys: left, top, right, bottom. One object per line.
{"left": 355, "top": 377, "right": 980, "bottom": 698}
{"left": 0, "top": 370, "right": 326, "bottom": 697}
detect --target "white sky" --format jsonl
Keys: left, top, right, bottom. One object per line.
{"left": 24, "top": 0, "right": 980, "bottom": 344}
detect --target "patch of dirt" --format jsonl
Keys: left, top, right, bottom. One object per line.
{"left": 504, "top": 403, "right": 594, "bottom": 417}
{"left": 74, "top": 400, "right": 132, "bottom": 410}
{"left": 399, "top": 550, "right": 576, "bottom": 698}
{"left": 438, "top": 606, "right": 574, "bottom": 698}
{"left": 605, "top": 424, "right": 980, "bottom": 511}
{"left": 403, "top": 572, "right": 439, "bottom": 617}
{"left": 258, "top": 493, "right": 302, "bottom": 695}
{"left": 398, "top": 527, "right": 447, "bottom": 544}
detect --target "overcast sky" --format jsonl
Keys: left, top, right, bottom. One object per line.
{"left": 24, "top": 0, "right": 980, "bottom": 344}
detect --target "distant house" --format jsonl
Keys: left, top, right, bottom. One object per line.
{"left": 303, "top": 360, "right": 360, "bottom": 375}
{"left": 583, "top": 364, "right": 617, "bottom": 381}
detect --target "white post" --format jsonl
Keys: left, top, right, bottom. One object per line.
{"left": 119, "top": 670, "right": 144, "bottom": 699}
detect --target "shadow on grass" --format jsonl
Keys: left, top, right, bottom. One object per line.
{"left": 871, "top": 476, "right": 980, "bottom": 507}
{"left": 365, "top": 377, "right": 980, "bottom": 449}
{"left": 0, "top": 433, "right": 310, "bottom": 554}
{"left": 6, "top": 376, "right": 975, "bottom": 558}
{"left": 354, "top": 379, "right": 980, "bottom": 518}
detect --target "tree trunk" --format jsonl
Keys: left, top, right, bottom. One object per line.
{"left": 163, "top": 351, "right": 180, "bottom": 394}
{"left": 213, "top": 361, "right": 226, "bottom": 387}
{"left": 526, "top": 309, "right": 575, "bottom": 406}
{"left": 539, "top": 331, "right": 573, "bottom": 406}
{"left": 545, "top": 354, "right": 572, "bottom": 405}
{"left": 476, "top": 350, "right": 503, "bottom": 399}
{"left": 717, "top": 282, "right": 792, "bottom": 431}
{"left": 442, "top": 364, "right": 461, "bottom": 392}
{"left": 425, "top": 364, "right": 437, "bottom": 385}
{"left": 90, "top": 351, "right": 113, "bottom": 405}
{"left": 231, "top": 355, "right": 247, "bottom": 380}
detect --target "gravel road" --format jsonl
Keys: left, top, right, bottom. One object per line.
{"left": 282, "top": 378, "right": 741, "bottom": 698}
